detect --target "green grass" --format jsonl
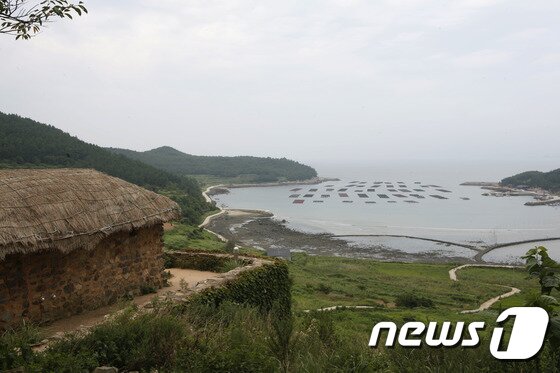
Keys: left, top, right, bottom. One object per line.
{"left": 199, "top": 208, "right": 221, "bottom": 221}
{"left": 287, "top": 253, "right": 549, "bottom": 346}
{"left": 5, "top": 252, "right": 556, "bottom": 372}
{"left": 289, "top": 253, "right": 539, "bottom": 313}
{"left": 164, "top": 223, "right": 225, "bottom": 252}
{"left": 163, "top": 222, "right": 267, "bottom": 257}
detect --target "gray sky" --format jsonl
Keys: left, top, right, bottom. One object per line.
{"left": 1, "top": 0, "right": 560, "bottom": 164}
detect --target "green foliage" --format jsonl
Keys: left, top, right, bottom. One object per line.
{"left": 108, "top": 145, "right": 318, "bottom": 182}
{"left": 386, "top": 339, "right": 560, "bottom": 372}
{"left": 164, "top": 223, "right": 225, "bottom": 252}
{"left": 0, "top": 324, "right": 41, "bottom": 370}
{"left": 139, "top": 284, "right": 157, "bottom": 295}
{"left": 523, "top": 246, "right": 560, "bottom": 295}
{"left": 266, "top": 303, "right": 298, "bottom": 373}
{"left": 288, "top": 252, "right": 547, "bottom": 370}
{"left": 502, "top": 168, "right": 560, "bottom": 192}
{"left": 224, "top": 239, "right": 236, "bottom": 253}
{"left": 2, "top": 302, "right": 383, "bottom": 372}
{"left": 175, "top": 302, "right": 278, "bottom": 372}
{"left": 220, "top": 259, "right": 245, "bottom": 272}
{"left": 189, "top": 261, "right": 292, "bottom": 316}
{"left": 317, "top": 282, "right": 333, "bottom": 294}
{"left": 0, "top": 112, "right": 212, "bottom": 223}
{"left": 34, "top": 306, "right": 184, "bottom": 371}
{"left": 164, "top": 252, "right": 248, "bottom": 273}
{"left": 0, "top": 0, "right": 87, "bottom": 40}
{"left": 289, "top": 253, "right": 536, "bottom": 312}
{"left": 395, "top": 293, "right": 435, "bottom": 309}
{"left": 523, "top": 246, "right": 560, "bottom": 359}
{"left": 175, "top": 302, "right": 384, "bottom": 372}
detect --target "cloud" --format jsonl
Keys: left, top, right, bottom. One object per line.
{"left": 0, "top": 0, "right": 559, "bottom": 162}
{"left": 453, "top": 49, "right": 512, "bottom": 68}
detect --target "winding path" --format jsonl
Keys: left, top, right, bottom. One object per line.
{"left": 303, "top": 305, "right": 378, "bottom": 313}
{"left": 449, "top": 264, "right": 521, "bottom": 314}
{"left": 199, "top": 185, "right": 229, "bottom": 242}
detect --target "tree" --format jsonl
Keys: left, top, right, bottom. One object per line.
{"left": 0, "top": 0, "right": 87, "bottom": 40}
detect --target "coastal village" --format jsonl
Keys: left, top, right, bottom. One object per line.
{"left": 1, "top": 166, "right": 560, "bottom": 370}
{"left": 2, "top": 0, "right": 560, "bottom": 370}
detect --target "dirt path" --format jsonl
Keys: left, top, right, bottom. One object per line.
{"left": 40, "top": 268, "right": 220, "bottom": 338}
{"left": 448, "top": 264, "right": 522, "bottom": 314}
{"left": 303, "top": 300, "right": 395, "bottom": 313}
{"left": 303, "top": 305, "right": 377, "bottom": 312}
{"left": 200, "top": 184, "right": 274, "bottom": 244}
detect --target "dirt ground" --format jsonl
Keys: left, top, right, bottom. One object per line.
{"left": 40, "top": 268, "right": 219, "bottom": 337}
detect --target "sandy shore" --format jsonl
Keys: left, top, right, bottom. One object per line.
{"left": 224, "top": 177, "right": 339, "bottom": 189}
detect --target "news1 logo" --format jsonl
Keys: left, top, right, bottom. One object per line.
{"left": 369, "top": 307, "right": 549, "bottom": 360}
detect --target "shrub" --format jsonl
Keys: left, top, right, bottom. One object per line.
{"left": 140, "top": 284, "right": 157, "bottom": 295}
{"left": 189, "top": 261, "right": 292, "bottom": 317}
{"left": 164, "top": 252, "right": 250, "bottom": 272}
{"left": 40, "top": 306, "right": 185, "bottom": 371}
{"left": 395, "top": 293, "right": 434, "bottom": 308}
{"left": 187, "top": 227, "right": 205, "bottom": 239}
{"left": 225, "top": 240, "right": 236, "bottom": 253}
{"left": 386, "top": 338, "right": 558, "bottom": 372}
{"left": 165, "top": 252, "right": 228, "bottom": 271}
{"left": 220, "top": 259, "right": 243, "bottom": 273}
{"left": 0, "top": 324, "right": 41, "bottom": 371}
{"left": 317, "top": 283, "right": 333, "bottom": 294}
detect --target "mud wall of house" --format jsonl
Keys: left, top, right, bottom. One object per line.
{"left": 0, "top": 224, "right": 164, "bottom": 329}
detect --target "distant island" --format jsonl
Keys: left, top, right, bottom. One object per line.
{"left": 108, "top": 146, "right": 318, "bottom": 185}
{"left": 462, "top": 168, "right": 560, "bottom": 206}
{"left": 501, "top": 168, "right": 560, "bottom": 192}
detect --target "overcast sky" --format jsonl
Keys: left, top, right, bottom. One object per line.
{"left": 1, "top": 0, "right": 559, "bottom": 164}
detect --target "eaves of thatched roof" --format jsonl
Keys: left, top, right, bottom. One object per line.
{"left": 0, "top": 168, "right": 181, "bottom": 259}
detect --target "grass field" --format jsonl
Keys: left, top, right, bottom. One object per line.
{"left": 162, "top": 226, "right": 558, "bottom": 369}
{"left": 5, "top": 228, "right": 556, "bottom": 371}
{"left": 164, "top": 223, "right": 226, "bottom": 252}
{"left": 288, "top": 252, "right": 548, "bottom": 344}
{"left": 289, "top": 253, "right": 535, "bottom": 312}
{"left": 163, "top": 223, "right": 265, "bottom": 257}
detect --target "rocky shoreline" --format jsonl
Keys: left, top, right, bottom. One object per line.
{"left": 205, "top": 210, "right": 475, "bottom": 264}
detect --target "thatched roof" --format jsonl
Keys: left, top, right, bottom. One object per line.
{"left": 0, "top": 168, "right": 181, "bottom": 259}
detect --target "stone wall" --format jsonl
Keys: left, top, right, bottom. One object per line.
{"left": 0, "top": 224, "right": 164, "bottom": 329}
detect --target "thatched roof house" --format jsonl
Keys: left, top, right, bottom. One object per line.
{"left": 0, "top": 169, "right": 180, "bottom": 329}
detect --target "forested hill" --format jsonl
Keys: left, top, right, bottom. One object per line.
{"left": 501, "top": 169, "right": 560, "bottom": 192}
{"left": 0, "top": 112, "right": 212, "bottom": 224}
{"left": 108, "top": 146, "right": 318, "bottom": 183}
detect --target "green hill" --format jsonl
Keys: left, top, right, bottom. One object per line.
{"left": 0, "top": 112, "right": 212, "bottom": 224}
{"left": 501, "top": 168, "right": 560, "bottom": 192}
{"left": 108, "top": 146, "right": 318, "bottom": 183}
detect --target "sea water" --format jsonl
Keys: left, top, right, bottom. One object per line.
{"left": 213, "top": 160, "right": 560, "bottom": 263}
